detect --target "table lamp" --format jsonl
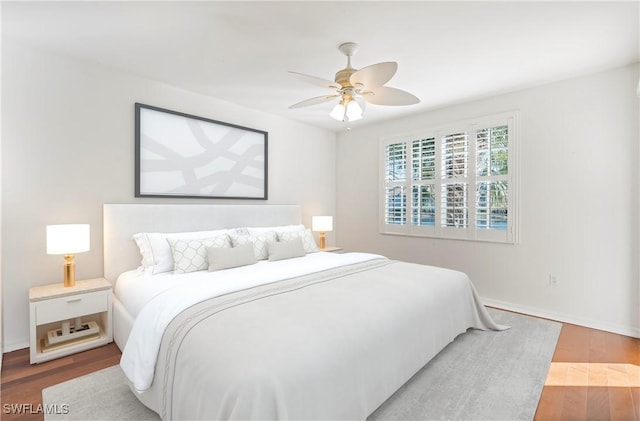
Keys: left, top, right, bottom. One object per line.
{"left": 312, "top": 216, "right": 333, "bottom": 250}
{"left": 46, "top": 224, "right": 90, "bottom": 287}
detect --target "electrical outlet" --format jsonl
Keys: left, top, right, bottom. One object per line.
{"left": 548, "top": 275, "right": 559, "bottom": 287}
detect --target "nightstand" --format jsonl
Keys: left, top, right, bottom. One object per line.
{"left": 29, "top": 277, "right": 113, "bottom": 364}
{"left": 320, "top": 246, "right": 344, "bottom": 253}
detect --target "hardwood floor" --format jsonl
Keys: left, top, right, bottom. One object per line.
{"left": 1, "top": 321, "right": 639, "bottom": 420}
{"left": 1, "top": 343, "right": 120, "bottom": 421}
{"left": 534, "top": 323, "right": 640, "bottom": 421}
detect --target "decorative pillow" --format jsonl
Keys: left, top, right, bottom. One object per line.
{"left": 132, "top": 229, "right": 228, "bottom": 274}
{"left": 167, "top": 235, "right": 231, "bottom": 274}
{"left": 229, "top": 227, "right": 250, "bottom": 236}
{"left": 248, "top": 224, "right": 305, "bottom": 235}
{"left": 230, "top": 231, "right": 277, "bottom": 260}
{"left": 267, "top": 238, "right": 306, "bottom": 261}
{"left": 207, "top": 244, "right": 257, "bottom": 272}
{"left": 276, "top": 228, "right": 318, "bottom": 253}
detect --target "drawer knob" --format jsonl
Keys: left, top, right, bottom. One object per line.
{"left": 66, "top": 298, "right": 82, "bottom": 303}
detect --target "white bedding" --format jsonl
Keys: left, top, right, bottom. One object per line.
{"left": 119, "top": 251, "right": 384, "bottom": 391}
{"left": 107, "top": 205, "right": 506, "bottom": 420}
{"left": 124, "top": 256, "right": 505, "bottom": 420}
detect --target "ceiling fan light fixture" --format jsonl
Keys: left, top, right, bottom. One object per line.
{"left": 329, "top": 101, "right": 346, "bottom": 121}
{"left": 329, "top": 97, "right": 364, "bottom": 122}
{"left": 289, "top": 42, "right": 419, "bottom": 123}
{"left": 345, "top": 98, "right": 364, "bottom": 121}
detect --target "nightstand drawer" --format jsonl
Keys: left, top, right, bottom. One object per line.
{"left": 35, "top": 291, "right": 109, "bottom": 324}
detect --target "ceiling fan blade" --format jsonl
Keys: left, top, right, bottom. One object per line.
{"left": 289, "top": 95, "right": 339, "bottom": 109}
{"left": 350, "top": 62, "right": 397, "bottom": 89}
{"left": 363, "top": 86, "right": 420, "bottom": 106}
{"left": 288, "top": 71, "right": 341, "bottom": 90}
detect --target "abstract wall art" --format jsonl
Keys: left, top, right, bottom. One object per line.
{"left": 135, "top": 103, "right": 268, "bottom": 199}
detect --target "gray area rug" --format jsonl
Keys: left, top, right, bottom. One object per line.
{"left": 368, "top": 309, "right": 560, "bottom": 421}
{"left": 43, "top": 308, "right": 560, "bottom": 421}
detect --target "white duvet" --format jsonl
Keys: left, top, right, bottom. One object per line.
{"left": 119, "top": 252, "right": 384, "bottom": 391}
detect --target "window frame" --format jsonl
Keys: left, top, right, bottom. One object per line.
{"left": 379, "top": 111, "right": 519, "bottom": 244}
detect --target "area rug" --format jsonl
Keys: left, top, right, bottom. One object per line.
{"left": 42, "top": 308, "right": 561, "bottom": 421}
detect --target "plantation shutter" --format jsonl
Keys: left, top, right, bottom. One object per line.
{"left": 411, "top": 138, "right": 436, "bottom": 226}
{"left": 384, "top": 142, "right": 407, "bottom": 225}
{"left": 441, "top": 132, "right": 468, "bottom": 228}
{"left": 380, "top": 111, "right": 517, "bottom": 243}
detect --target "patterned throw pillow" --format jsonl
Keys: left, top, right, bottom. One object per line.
{"left": 230, "top": 227, "right": 250, "bottom": 236}
{"left": 167, "top": 234, "right": 231, "bottom": 274}
{"left": 133, "top": 229, "right": 228, "bottom": 274}
{"left": 230, "top": 231, "right": 277, "bottom": 260}
{"left": 248, "top": 224, "right": 305, "bottom": 235}
{"left": 276, "top": 229, "right": 318, "bottom": 253}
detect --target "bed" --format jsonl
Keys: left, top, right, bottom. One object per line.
{"left": 104, "top": 204, "right": 505, "bottom": 420}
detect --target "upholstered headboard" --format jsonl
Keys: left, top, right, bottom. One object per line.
{"left": 103, "top": 204, "right": 301, "bottom": 283}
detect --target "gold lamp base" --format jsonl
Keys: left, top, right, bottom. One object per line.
{"left": 319, "top": 232, "right": 326, "bottom": 249}
{"left": 63, "top": 254, "right": 76, "bottom": 287}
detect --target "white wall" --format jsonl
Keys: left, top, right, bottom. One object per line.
{"left": 1, "top": 40, "right": 337, "bottom": 351}
{"left": 0, "top": 7, "right": 3, "bottom": 366}
{"left": 337, "top": 64, "right": 640, "bottom": 337}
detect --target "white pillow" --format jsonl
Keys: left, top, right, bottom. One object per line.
{"left": 168, "top": 235, "right": 231, "bottom": 274}
{"left": 133, "top": 229, "right": 228, "bottom": 274}
{"left": 132, "top": 233, "right": 154, "bottom": 269}
{"left": 248, "top": 224, "right": 305, "bottom": 235}
{"left": 207, "top": 244, "right": 257, "bottom": 271}
{"left": 230, "top": 231, "right": 277, "bottom": 260}
{"left": 268, "top": 238, "right": 306, "bottom": 261}
{"left": 276, "top": 229, "right": 318, "bottom": 253}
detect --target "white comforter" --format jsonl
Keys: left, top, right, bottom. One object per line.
{"left": 120, "top": 252, "right": 384, "bottom": 391}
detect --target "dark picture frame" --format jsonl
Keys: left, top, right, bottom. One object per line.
{"left": 135, "top": 103, "right": 268, "bottom": 200}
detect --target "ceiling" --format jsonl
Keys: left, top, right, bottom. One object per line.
{"left": 3, "top": 1, "right": 639, "bottom": 132}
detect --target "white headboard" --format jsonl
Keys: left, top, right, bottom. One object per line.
{"left": 103, "top": 204, "right": 301, "bottom": 283}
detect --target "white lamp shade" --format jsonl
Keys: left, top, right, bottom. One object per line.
{"left": 329, "top": 98, "right": 365, "bottom": 122}
{"left": 329, "top": 102, "right": 345, "bottom": 121}
{"left": 46, "top": 224, "right": 90, "bottom": 255}
{"left": 312, "top": 216, "right": 333, "bottom": 232}
{"left": 345, "top": 99, "right": 363, "bottom": 121}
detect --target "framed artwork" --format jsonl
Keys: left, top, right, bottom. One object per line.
{"left": 135, "top": 103, "right": 268, "bottom": 199}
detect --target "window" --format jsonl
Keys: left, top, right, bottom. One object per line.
{"left": 380, "top": 111, "right": 518, "bottom": 243}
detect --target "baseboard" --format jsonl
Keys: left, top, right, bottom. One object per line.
{"left": 482, "top": 297, "right": 640, "bottom": 339}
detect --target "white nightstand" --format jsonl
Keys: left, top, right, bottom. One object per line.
{"left": 320, "top": 246, "right": 344, "bottom": 253}
{"left": 29, "top": 277, "right": 113, "bottom": 364}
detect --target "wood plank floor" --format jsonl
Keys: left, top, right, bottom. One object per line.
{"left": 534, "top": 323, "right": 640, "bottom": 421}
{"left": 0, "top": 343, "right": 120, "bottom": 421}
{"left": 1, "top": 320, "right": 639, "bottom": 420}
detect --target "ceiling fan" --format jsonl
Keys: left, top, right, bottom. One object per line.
{"left": 288, "top": 42, "right": 420, "bottom": 123}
